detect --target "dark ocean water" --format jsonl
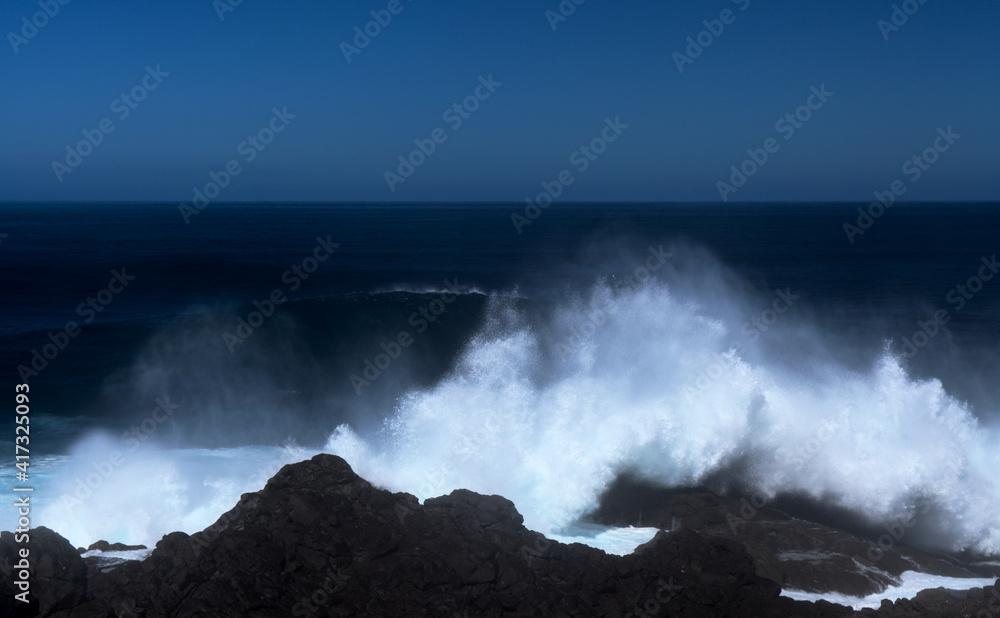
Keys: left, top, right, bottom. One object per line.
{"left": 3, "top": 202, "right": 999, "bottom": 449}
{"left": 3, "top": 202, "right": 1000, "bottom": 556}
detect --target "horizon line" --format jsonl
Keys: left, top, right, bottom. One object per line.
{"left": 2, "top": 200, "right": 998, "bottom": 206}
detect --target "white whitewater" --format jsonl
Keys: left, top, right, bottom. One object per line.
{"left": 327, "top": 281, "right": 1000, "bottom": 555}
{"left": 22, "top": 273, "right": 1000, "bottom": 603}
{"left": 782, "top": 571, "right": 998, "bottom": 610}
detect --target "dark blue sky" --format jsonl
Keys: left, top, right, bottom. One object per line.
{"left": 2, "top": 0, "right": 998, "bottom": 202}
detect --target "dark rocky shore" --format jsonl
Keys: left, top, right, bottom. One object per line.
{"left": 591, "top": 474, "right": 1000, "bottom": 598}
{"left": 2, "top": 454, "right": 998, "bottom": 617}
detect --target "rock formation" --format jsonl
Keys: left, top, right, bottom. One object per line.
{"left": 0, "top": 455, "right": 996, "bottom": 617}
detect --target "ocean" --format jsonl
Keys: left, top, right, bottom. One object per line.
{"left": 2, "top": 202, "right": 999, "bottom": 571}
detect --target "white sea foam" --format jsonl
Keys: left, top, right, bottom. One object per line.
{"left": 782, "top": 571, "right": 998, "bottom": 610}
{"left": 25, "top": 273, "right": 1000, "bottom": 564}
{"left": 547, "top": 523, "right": 661, "bottom": 556}
{"left": 25, "top": 438, "right": 316, "bottom": 548}
{"left": 326, "top": 280, "right": 1000, "bottom": 555}
{"left": 81, "top": 548, "right": 155, "bottom": 572}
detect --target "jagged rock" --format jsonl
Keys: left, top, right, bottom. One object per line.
{"left": 0, "top": 527, "right": 89, "bottom": 617}
{"left": 854, "top": 579, "right": 1000, "bottom": 617}
{"left": 83, "top": 541, "right": 147, "bottom": 553}
{"left": 590, "top": 476, "right": 995, "bottom": 598}
{"left": 0, "top": 455, "right": 996, "bottom": 616}
{"left": 0, "top": 456, "right": 822, "bottom": 617}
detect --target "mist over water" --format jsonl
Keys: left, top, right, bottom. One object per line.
{"left": 23, "top": 237, "right": 1000, "bottom": 558}
{"left": 326, "top": 252, "right": 1000, "bottom": 556}
{"left": 34, "top": 435, "right": 315, "bottom": 548}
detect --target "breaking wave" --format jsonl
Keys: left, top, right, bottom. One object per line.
{"left": 28, "top": 247, "right": 1000, "bottom": 557}
{"left": 327, "top": 278, "right": 1000, "bottom": 555}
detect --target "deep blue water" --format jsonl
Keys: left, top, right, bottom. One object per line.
{"left": 3, "top": 202, "right": 1000, "bottom": 455}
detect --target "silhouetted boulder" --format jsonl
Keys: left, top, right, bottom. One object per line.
{"left": 0, "top": 527, "right": 89, "bottom": 617}
{"left": 591, "top": 475, "right": 996, "bottom": 598}
{"left": 83, "top": 541, "right": 147, "bottom": 553}
{"left": 1, "top": 455, "right": 996, "bottom": 616}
